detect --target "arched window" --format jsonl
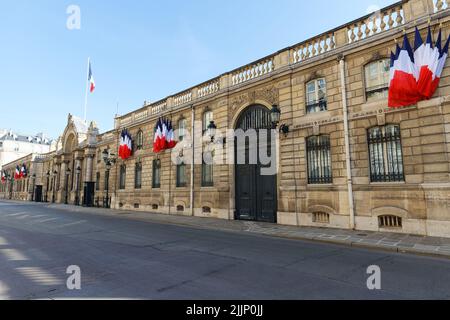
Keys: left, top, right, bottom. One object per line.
{"left": 178, "top": 118, "right": 187, "bottom": 141}
{"left": 306, "top": 78, "right": 327, "bottom": 113}
{"left": 119, "top": 165, "right": 126, "bottom": 190}
{"left": 368, "top": 125, "right": 404, "bottom": 182}
{"left": 136, "top": 130, "right": 144, "bottom": 150}
{"left": 202, "top": 110, "right": 213, "bottom": 133}
{"left": 365, "top": 59, "right": 390, "bottom": 102}
{"left": 306, "top": 135, "right": 332, "bottom": 184}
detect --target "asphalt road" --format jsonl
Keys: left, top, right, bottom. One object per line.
{"left": 0, "top": 200, "right": 449, "bottom": 300}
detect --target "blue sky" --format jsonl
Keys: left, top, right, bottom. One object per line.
{"left": 0, "top": 0, "right": 394, "bottom": 138}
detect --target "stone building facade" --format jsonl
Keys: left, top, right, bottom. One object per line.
{"left": 1, "top": 0, "right": 449, "bottom": 237}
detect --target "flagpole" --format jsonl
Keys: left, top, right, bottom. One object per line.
{"left": 84, "top": 57, "right": 90, "bottom": 123}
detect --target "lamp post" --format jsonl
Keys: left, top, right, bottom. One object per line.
{"left": 270, "top": 104, "right": 289, "bottom": 136}
{"left": 75, "top": 166, "right": 81, "bottom": 206}
{"left": 52, "top": 170, "right": 57, "bottom": 203}
{"left": 102, "top": 149, "right": 116, "bottom": 209}
{"left": 64, "top": 168, "right": 71, "bottom": 205}
{"left": 45, "top": 171, "right": 50, "bottom": 202}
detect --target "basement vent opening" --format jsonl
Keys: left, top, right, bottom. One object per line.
{"left": 152, "top": 204, "right": 158, "bottom": 210}
{"left": 119, "top": 203, "right": 124, "bottom": 208}
{"left": 312, "top": 212, "right": 330, "bottom": 224}
{"left": 202, "top": 206, "right": 211, "bottom": 214}
{"left": 177, "top": 205, "right": 184, "bottom": 212}
{"left": 134, "top": 203, "right": 140, "bottom": 209}
{"left": 379, "top": 215, "right": 402, "bottom": 228}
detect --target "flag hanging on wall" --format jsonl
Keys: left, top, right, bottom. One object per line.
{"left": 1, "top": 171, "right": 6, "bottom": 183}
{"left": 14, "top": 166, "right": 20, "bottom": 180}
{"left": 152, "top": 118, "right": 177, "bottom": 153}
{"left": 388, "top": 34, "right": 420, "bottom": 108}
{"left": 389, "top": 27, "right": 450, "bottom": 108}
{"left": 20, "top": 164, "right": 27, "bottom": 179}
{"left": 118, "top": 129, "right": 133, "bottom": 160}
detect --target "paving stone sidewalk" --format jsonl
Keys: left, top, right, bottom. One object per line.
{"left": 28, "top": 201, "right": 450, "bottom": 259}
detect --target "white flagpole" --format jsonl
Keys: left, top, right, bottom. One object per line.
{"left": 84, "top": 57, "right": 90, "bottom": 123}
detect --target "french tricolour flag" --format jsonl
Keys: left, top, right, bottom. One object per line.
{"left": 1, "top": 171, "right": 6, "bottom": 183}
{"left": 165, "top": 119, "right": 177, "bottom": 149}
{"left": 419, "top": 29, "right": 450, "bottom": 99}
{"left": 20, "top": 164, "right": 27, "bottom": 179}
{"left": 15, "top": 166, "right": 20, "bottom": 180}
{"left": 388, "top": 34, "right": 420, "bottom": 108}
{"left": 118, "top": 129, "right": 133, "bottom": 160}
{"left": 88, "top": 61, "right": 96, "bottom": 93}
{"left": 153, "top": 119, "right": 164, "bottom": 153}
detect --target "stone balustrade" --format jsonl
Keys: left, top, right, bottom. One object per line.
{"left": 173, "top": 90, "right": 193, "bottom": 107}
{"left": 347, "top": 3, "right": 404, "bottom": 44}
{"left": 197, "top": 78, "right": 220, "bottom": 98}
{"left": 114, "top": 0, "right": 448, "bottom": 129}
{"left": 292, "top": 32, "right": 336, "bottom": 63}
{"left": 230, "top": 56, "right": 275, "bottom": 86}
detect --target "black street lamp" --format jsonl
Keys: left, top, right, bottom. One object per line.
{"left": 270, "top": 104, "right": 289, "bottom": 136}
{"left": 52, "top": 170, "right": 57, "bottom": 203}
{"left": 75, "top": 166, "right": 81, "bottom": 206}
{"left": 102, "top": 149, "right": 116, "bottom": 209}
{"left": 65, "top": 168, "right": 71, "bottom": 205}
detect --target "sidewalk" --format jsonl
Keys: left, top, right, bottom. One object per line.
{"left": 42, "top": 202, "right": 450, "bottom": 259}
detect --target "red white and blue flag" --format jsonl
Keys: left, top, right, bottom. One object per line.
{"left": 118, "top": 129, "right": 133, "bottom": 160}
{"left": 88, "top": 61, "right": 96, "bottom": 93}
{"left": 14, "top": 165, "right": 20, "bottom": 180}
{"left": 1, "top": 171, "right": 6, "bottom": 183}
{"left": 389, "top": 28, "right": 450, "bottom": 108}
{"left": 388, "top": 34, "right": 420, "bottom": 108}
{"left": 20, "top": 164, "right": 27, "bottom": 179}
{"left": 153, "top": 118, "right": 177, "bottom": 153}
{"left": 153, "top": 118, "right": 164, "bottom": 153}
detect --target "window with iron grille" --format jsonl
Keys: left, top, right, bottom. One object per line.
{"left": 136, "top": 130, "right": 144, "bottom": 150}
{"left": 119, "top": 165, "right": 126, "bottom": 190}
{"left": 135, "top": 162, "right": 142, "bottom": 189}
{"left": 306, "top": 78, "right": 327, "bottom": 114}
{"left": 152, "top": 159, "right": 161, "bottom": 188}
{"left": 368, "top": 125, "right": 404, "bottom": 182}
{"left": 306, "top": 135, "right": 332, "bottom": 184}
{"left": 201, "top": 152, "right": 214, "bottom": 187}
{"left": 365, "top": 59, "right": 389, "bottom": 102}
{"left": 95, "top": 172, "right": 100, "bottom": 191}
{"left": 176, "top": 162, "right": 186, "bottom": 187}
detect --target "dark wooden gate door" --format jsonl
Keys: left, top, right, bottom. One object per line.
{"left": 235, "top": 105, "right": 277, "bottom": 223}
{"left": 34, "top": 185, "right": 43, "bottom": 203}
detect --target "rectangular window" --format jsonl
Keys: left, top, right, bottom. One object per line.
{"left": 368, "top": 125, "right": 404, "bottom": 182}
{"left": 176, "top": 162, "right": 186, "bottom": 188}
{"left": 119, "top": 165, "right": 126, "bottom": 190}
{"left": 201, "top": 154, "right": 214, "bottom": 187}
{"left": 152, "top": 159, "right": 161, "bottom": 188}
{"left": 178, "top": 119, "right": 186, "bottom": 142}
{"left": 307, "top": 135, "right": 332, "bottom": 184}
{"left": 306, "top": 78, "right": 327, "bottom": 114}
{"left": 365, "top": 59, "right": 390, "bottom": 102}
{"left": 135, "top": 162, "right": 142, "bottom": 189}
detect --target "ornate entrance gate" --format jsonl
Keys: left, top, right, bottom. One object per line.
{"left": 235, "top": 105, "right": 277, "bottom": 223}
